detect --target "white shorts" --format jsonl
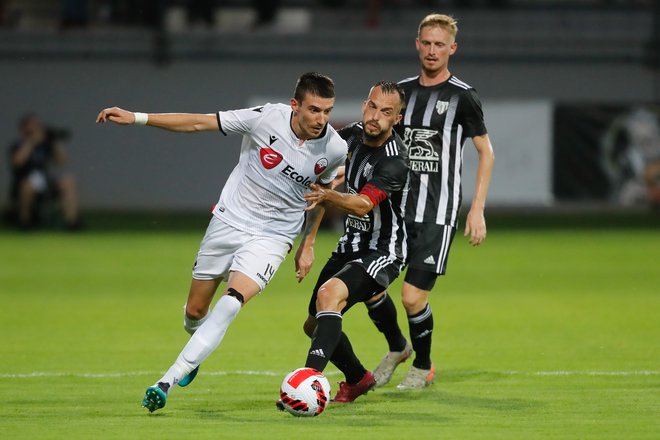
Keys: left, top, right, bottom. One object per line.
{"left": 192, "top": 216, "right": 291, "bottom": 291}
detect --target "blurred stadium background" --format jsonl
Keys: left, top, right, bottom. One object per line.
{"left": 0, "top": 0, "right": 658, "bottom": 220}
{"left": 1, "top": 3, "right": 659, "bottom": 439}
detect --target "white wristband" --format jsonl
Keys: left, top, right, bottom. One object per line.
{"left": 133, "top": 112, "right": 148, "bottom": 126}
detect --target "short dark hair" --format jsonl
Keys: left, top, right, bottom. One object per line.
{"left": 373, "top": 80, "right": 406, "bottom": 107}
{"left": 294, "top": 72, "right": 335, "bottom": 102}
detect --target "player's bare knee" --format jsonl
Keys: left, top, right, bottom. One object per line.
{"left": 316, "top": 286, "right": 340, "bottom": 312}
{"left": 401, "top": 292, "right": 426, "bottom": 315}
{"left": 185, "top": 303, "right": 207, "bottom": 320}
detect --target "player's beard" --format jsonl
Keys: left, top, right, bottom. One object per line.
{"left": 363, "top": 121, "right": 384, "bottom": 142}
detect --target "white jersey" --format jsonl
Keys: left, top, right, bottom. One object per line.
{"left": 213, "top": 103, "right": 347, "bottom": 243}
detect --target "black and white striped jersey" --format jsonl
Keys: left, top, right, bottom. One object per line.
{"left": 397, "top": 75, "right": 487, "bottom": 227}
{"left": 334, "top": 122, "right": 409, "bottom": 265}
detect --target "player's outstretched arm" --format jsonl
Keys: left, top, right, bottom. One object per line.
{"left": 464, "top": 134, "right": 495, "bottom": 246}
{"left": 96, "top": 107, "right": 219, "bottom": 133}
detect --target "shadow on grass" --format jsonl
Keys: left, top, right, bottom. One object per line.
{"left": 379, "top": 388, "right": 541, "bottom": 412}
{"left": 190, "top": 398, "right": 454, "bottom": 424}
{"left": 440, "top": 369, "right": 516, "bottom": 383}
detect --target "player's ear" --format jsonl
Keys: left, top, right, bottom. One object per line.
{"left": 449, "top": 41, "right": 457, "bottom": 55}
{"left": 290, "top": 98, "right": 300, "bottom": 114}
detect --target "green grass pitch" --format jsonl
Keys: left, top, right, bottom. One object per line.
{"left": 1, "top": 225, "right": 658, "bottom": 439}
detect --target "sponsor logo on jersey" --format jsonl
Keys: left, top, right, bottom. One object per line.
{"left": 314, "top": 158, "right": 328, "bottom": 175}
{"left": 281, "top": 164, "right": 313, "bottom": 188}
{"left": 404, "top": 128, "right": 440, "bottom": 173}
{"left": 269, "top": 135, "right": 278, "bottom": 145}
{"left": 259, "top": 147, "right": 283, "bottom": 169}
{"left": 346, "top": 213, "right": 371, "bottom": 232}
{"left": 436, "top": 100, "right": 449, "bottom": 115}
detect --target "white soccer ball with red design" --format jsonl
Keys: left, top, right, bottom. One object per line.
{"left": 279, "top": 368, "right": 331, "bottom": 417}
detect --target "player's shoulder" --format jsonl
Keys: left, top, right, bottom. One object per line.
{"left": 381, "top": 134, "right": 408, "bottom": 164}
{"left": 257, "top": 102, "right": 291, "bottom": 116}
{"left": 397, "top": 76, "right": 419, "bottom": 93}
{"left": 398, "top": 75, "right": 419, "bottom": 87}
{"left": 377, "top": 143, "right": 409, "bottom": 180}
{"left": 337, "top": 121, "right": 362, "bottom": 139}
{"left": 447, "top": 75, "right": 475, "bottom": 91}
{"left": 385, "top": 132, "right": 407, "bottom": 154}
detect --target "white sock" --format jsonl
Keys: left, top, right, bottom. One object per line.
{"left": 183, "top": 305, "right": 210, "bottom": 335}
{"left": 157, "top": 295, "right": 242, "bottom": 390}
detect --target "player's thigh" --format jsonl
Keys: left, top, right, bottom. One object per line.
{"left": 333, "top": 263, "right": 386, "bottom": 314}
{"left": 229, "top": 234, "right": 292, "bottom": 296}
{"left": 308, "top": 254, "right": 352, "bottom": 316}
{"left": 192, "top": 216, "right": 246, "bottom": 282}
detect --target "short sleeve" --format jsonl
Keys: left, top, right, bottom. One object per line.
{"left": 317, "top": 137, "right": 348, "bottom": 185}
{"left": 360, "top": 156, "right": 409, "bottom": 205}
{"left": 459, "top": 89, "right": 488, "bottom": 138}
{"left": 217, "top": 105, "right": 266, "bottom": 136}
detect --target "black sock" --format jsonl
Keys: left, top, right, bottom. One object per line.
{"left": 330, "top": 332, "right": 366, "bottom": 384}
{"left": 408, "top": 304, "right": 433, "bottom": 370}
{"left": 366, "top": 292, "right": 407, "bottom": 352}
{"left": 305, "top": 311, "right": 342, "bottom": 372}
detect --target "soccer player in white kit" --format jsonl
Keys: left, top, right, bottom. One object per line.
{"left": 95, "top": 72, "right": 347, "bottom": 413}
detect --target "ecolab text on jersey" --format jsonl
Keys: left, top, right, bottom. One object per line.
{"left": 281, "top": 164, "right": 313, "bottom": 188}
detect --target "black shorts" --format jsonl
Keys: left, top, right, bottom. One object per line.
{"left": 308, "top": 252, "right": 403, "bottom": 316}
{"left": 406, "top": 222, "right": 456, "bottom": 275}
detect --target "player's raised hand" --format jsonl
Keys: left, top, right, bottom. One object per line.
{"left": 464, "top": 208, "right": 487, "bottom": 246}
{"left": 96, "top": 107, "right": 137, "bottom": 125}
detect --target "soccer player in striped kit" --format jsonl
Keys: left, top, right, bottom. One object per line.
{"left": 285, "top": 81, "right": 409, "bottom": 404}
{"left": 366, "top": 13, "right": 495, "bottom": 390}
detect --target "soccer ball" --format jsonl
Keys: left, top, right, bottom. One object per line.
{"left": 279, "top": 368, "right": 331, "bottom": 417}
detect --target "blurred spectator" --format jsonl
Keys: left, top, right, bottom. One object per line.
{"left": 6, "top": 113, "right": 81, "bottom": 230}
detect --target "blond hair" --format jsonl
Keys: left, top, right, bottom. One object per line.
{"left": 418, "top": 14, "right": 458, "bottom": 38}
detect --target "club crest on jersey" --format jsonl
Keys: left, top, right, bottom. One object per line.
{"left": 404, "top": 128, "right": 439, "bottom": 173}
{"left": 314, "top": 158, "right": 328, "bottom": 175}
{"left": 259, "top": 147, "right": 283, "bottom": 169}
{"left": 436, "top": 101, "right": 449, "bottom": 115}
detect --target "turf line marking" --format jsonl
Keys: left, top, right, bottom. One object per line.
{"left": 1, "top": 370, "right": 659, "bottom": 379}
